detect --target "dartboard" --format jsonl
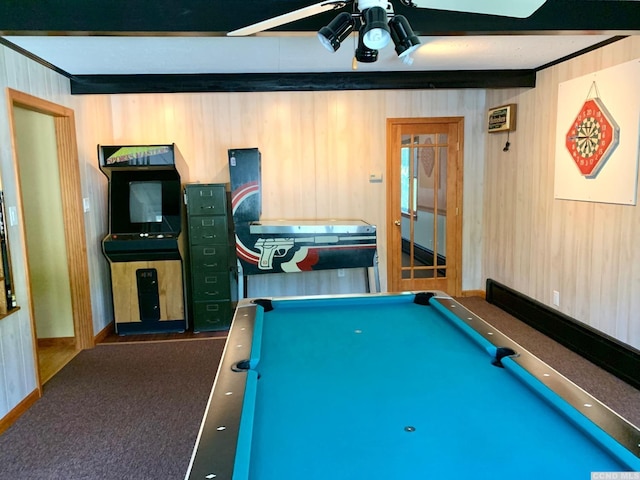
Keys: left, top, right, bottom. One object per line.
{"left": 565, "top": 98, "right": 619, "bottom": 178}
{"left": 573, "top": 116, "right": 602, "bottom": 158}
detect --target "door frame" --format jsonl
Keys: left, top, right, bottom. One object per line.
{"left": 386, "top": 117, "right": 464, "bottom": 296}
{"left": 6, "top": 88, "right": 94, "bottom": 391}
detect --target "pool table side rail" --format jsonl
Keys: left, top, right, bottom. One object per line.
{"left": 430, "top": 295, "right": 640, "bottom": 468}
{"left": 184, "top": 303, "right": 259, "bottom": 480}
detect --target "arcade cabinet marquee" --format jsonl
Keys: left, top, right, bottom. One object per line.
{"left": 99, "top": 144, "right": 189, "bottom": 335}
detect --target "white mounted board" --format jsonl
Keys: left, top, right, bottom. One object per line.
{"left": 554, "top": 58, "right": 640, "bottom": 205}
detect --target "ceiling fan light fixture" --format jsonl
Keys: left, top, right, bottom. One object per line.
{"left": 355, "top": 33, "right": 378, "bottom": 63}
{"left": 389, "top": 15, "right": 421, "bottom": 59}
{"left": 317, "top": 11, "right": 355, "bottom": 52}
{"left": 361, "top": 6, "right": 391, "bottom": 50}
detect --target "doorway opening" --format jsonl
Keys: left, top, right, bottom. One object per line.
{"left": 7, "top": 88, "right": 93, "bottom": 389}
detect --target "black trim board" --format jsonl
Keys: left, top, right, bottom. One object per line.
{"left": 1, "top": 1, "right": 639, "bottom": 35}
{"left": 0, "top": 38, "right": 73, "bottom": 79}
{"left": 485, "top": 279, "right": 640, "bottom": 390}
{"left": 70, "top": 70, "right": 536, "bottom": 95}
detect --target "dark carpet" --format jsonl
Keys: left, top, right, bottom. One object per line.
{"left": 456, "top": 296, "right": 640, "bottom": 427}
{"left": 0, "top": 339, "right": 225, "bottom": 480}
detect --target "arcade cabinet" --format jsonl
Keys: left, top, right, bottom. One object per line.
{"left": 99, "top": 145, "right": 189, "bottom": 334}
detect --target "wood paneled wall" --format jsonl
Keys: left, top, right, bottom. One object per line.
{"left": 0, "top": 46, "right": 66, "bottom": 421}
{"left": 0, "top": 39, "right": 503, "bottom": 424}
{"left": 483, "top": 36, "right": 640, "bottom": 349}
{"left": 0, "top": 44, "right": 114, "bottom": 423}
{"left": 4, "top": 34, "right": 636, "bottom": 428}
{"left": 0, "top": 42, "right": 489, "bottom": 425}
{"left": 103, "top": 89, "right": 487, "bottom": 296}
{"left": 72, "top": 94, "right": 114, "bottom": 335}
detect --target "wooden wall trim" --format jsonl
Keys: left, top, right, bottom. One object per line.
{"left": 37, "top": 337, "right": 76, "bottom": 347}
{"left": 7, "top": 88, "right": 72, "bottom": 116}
{"left": 0, "top": 388, "right": 40, "bottom": 435}
{"left": 54, "top": 114, "right": 94, "bottom": 350}
{"left": 94, "top": 321, "right": 114, "bottom": 345}
{"left": 6, "top": 88, "right": 95, "bottom": 354}
{"left": 460, "top": 290, "right": 486, "bottom": 298}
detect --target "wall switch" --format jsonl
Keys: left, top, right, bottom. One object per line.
{"left": 8, "top": 206, "right": 17, "bottom": 226}
{"left": 553, "top": 290, "right": 560, "bottom": 307}
{"left": 369, "top": 172, "right": 383, "bottom": 183}
{"left": 83, "top": 197, "right": 90, "bottom": 213}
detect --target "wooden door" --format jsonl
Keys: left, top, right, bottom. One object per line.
{"left": 386, "top": 118, "right": 463, "bottom": 295}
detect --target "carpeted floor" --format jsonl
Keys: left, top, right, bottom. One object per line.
{"left": 0, "top": 339, "right": 225, "bottom": 480}
{"left": 456, "top": 296, "right": 640, "bottom": 427}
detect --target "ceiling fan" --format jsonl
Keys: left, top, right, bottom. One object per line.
{"left": 227, "top": 0, "right": 547, "bottom": 65}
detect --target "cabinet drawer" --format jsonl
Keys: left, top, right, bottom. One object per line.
{"left": 192, "top": 271, "right": 231, "bottom": 300}
{"left": 189, "top": 216, "right": 228, "bottom": 245}
{"left": 190, "top": 245, "right": 229, "bottom": 269}
{"left": 192, "top": 301, "right": 232, "bottom": 331}
{"left": 187, "top": 185, "right": 226, "bottom": 215}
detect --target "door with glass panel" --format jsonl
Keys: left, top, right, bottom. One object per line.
{"left": 386, "top": 118, "right": 463, "bottom": 295}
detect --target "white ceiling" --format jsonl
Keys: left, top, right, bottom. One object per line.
{"left": 3, "top": 34, "right": 615, "bottom": 75}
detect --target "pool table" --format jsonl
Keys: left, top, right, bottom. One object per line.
{"left": 185, "top": 292, "right": 640, "bottom": 479}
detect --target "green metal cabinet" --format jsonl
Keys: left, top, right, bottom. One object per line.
{"left": 185, "top": 183, "right": 237, "bottom": 331}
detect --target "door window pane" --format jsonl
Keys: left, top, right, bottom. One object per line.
{"left": 395, "top": 124, "right": 454, "bottom": 289}
{"left": 400, "top": 147, "right": 416, "bottom": 216}
{"left": 415, "top": 134, "right": 436, "bottom": 145}
{"left": 435, "top": 146, "right": 447, "bottom": 261}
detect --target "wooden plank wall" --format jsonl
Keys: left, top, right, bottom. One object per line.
{"left": 0, "top": 44, "right": 114, "bottom": 423}
{"left": 3, "top": 34, "right": 636, "bottom": 426}
{"left": 483, "top": 36, "right": 640, "bottom": 350}
{"left": 103, "top": 89, "right": 487, "bottom": 296}
{"left": 0, "top": 41, "right": 488, "bottom": 423}
{"left": 0, "top": 46, "right": 68, "bottom": 421}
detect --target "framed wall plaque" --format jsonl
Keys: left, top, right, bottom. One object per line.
{"left": 487, "top": 104, "right": 517, "bottom": 133}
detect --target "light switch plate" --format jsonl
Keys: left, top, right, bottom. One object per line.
{"left": 8, "top": 206, "right": 17, "bottom": 226}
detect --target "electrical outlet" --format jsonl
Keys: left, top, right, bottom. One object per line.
{"left": 553, "top": 290, "right": 560, "bottom": 307}
{"left": 337, "top": 269, "right": 345, "bottom": 277}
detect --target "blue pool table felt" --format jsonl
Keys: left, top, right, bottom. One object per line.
{"left": 238, "top": 295, "right": 637, "bottom": 479}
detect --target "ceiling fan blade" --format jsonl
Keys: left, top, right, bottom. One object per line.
{"left": 406, "top": 0, "right": 547, "bottom": 18}
{"left": 227, "top": 1, "right": 352, "bottom": 36}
